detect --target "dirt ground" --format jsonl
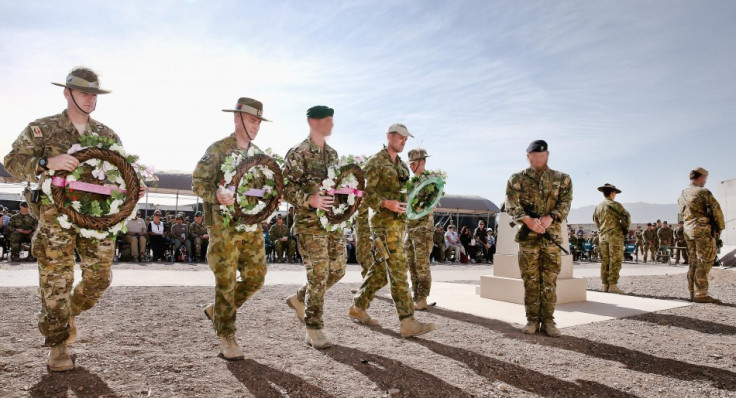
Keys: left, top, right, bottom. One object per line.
{"left": 1, "top": 269, "right": 735, "bottom": 397}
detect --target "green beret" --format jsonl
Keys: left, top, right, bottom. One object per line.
{"left": 307, "top": 105, "right": 334, "bottom": 119}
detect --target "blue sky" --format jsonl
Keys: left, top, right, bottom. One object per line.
{"left": 1, "top": 0, "right": 734, "bottom": 207}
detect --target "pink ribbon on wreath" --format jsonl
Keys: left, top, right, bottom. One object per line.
{"left": 227, "top": 185, "right": 265, "bottom": 198}
{"left": 51, "top": 176, "right": 125, "bottom": 196}
{"left": 326, "top": 188, "right": 364, "bottom": 197}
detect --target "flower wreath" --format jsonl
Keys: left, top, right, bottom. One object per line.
{"left": 218, "top": 147, "right": 284, "bottom": 232}
{"left": 316, "top": 155, "right": 367, "bottom": 232}
{"left": 40, "top": 133, "right": 157, "bottom": 240}
{"left": 403, "top": 169, "right": 447, "bottom": 220}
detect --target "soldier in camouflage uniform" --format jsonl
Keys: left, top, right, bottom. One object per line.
{"left": 634, "top": 226, "right": 645, "bottom": 259}
{"left": 653, "top": 219, "right": 662, "bottom": 255}
{"left": 193, "top": 97, "right": 270, "bottom": 360}
{"left": 678, "top": 167, "right": 725, "bottom": 303}
{"left": 673, "top": 220, "right": 688, "bottom": 265}
{"left": 351, "top": 123, "right": 436, "bottom": 338}
{"left": 404, "top": 148, "right": 434, "bottom": 310}
{"left": 642, "top": 224, "right": 657, "bottom": 263}
{"left": 7, "top": 202, "right": 38, "bottom": 261}
{"left": 505, "top": 140, "right": 572, "bottom": 338}
{"left": 593, "top": 183, "right": 630, "bottom": 294}
{"left": 282, "top": 105, "right": 346, "bottom": 349}
{"left": 269, "top": 215, "right": 295, "bottom": 263}
{"left": 354, "top": 202, "right": 373, "bottom": 277}
{"left": 188, "top": 211, "right": 209, "bottom": 262}
{"left": 171, "top": 214, "right": 192, "bottom": 262}
{"left": 3, "top": 68, "right": 146, "bottom": 372}
{"left": 657, "top": 221, "right": 674, "bottom": 261}
{"left": 432, "top": 224, "right": 447, "bottom": 263}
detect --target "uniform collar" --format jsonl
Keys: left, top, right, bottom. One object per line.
{"left": 381, "top": 145, "right": 402, "bottom": 164}
{"left": 307, "top": 136, "right": 332, "bottom": 154}
{"left": 525, "top": 165, "right": 550, "bottom": 177}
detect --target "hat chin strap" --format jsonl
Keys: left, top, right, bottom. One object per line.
{"left": 240, "top": 114, "right": 255, "bottom": 141}
{"left": 69, "top": 89, "right": 95, "bottom": 115}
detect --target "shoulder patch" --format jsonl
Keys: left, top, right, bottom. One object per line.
{"left": 199, "top": 154, "right": 211, "bottom": 163}
{"left": 30, "top": 125, "right": 43, "bottom": 138}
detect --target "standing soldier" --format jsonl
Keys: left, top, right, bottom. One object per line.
{"left": 642, "top": 223, "right": 657, "bottom": 263}
{"left": 189, "top": 211, "right": 209, "bottom": 263}
{"left": 593, "top": 183, "right": 630, "bottom": 294}
{"left": 282, "top": 105, "right": 346, "bottom": 349}
{"left": 193, "top": 97, "right": 270, "bottom": 360}
{"left": 653, "top": 219, "right": 662, "bottom": 256}
{"left": 351, "top": 123, "right": 436, "bottom": 338}
{"left": 678, "top": 167, "right": 725, "bottom": 303}
{"left": 433, "top": 224, "right": 447, "bottom": 263}
{"left": 7, "top": 201, "right": 38, "bottom": 262}
{"left": 270, "top": 215, "right": 295, "bottom": 263}
{"left": 3, "top": 67, "right": 146, "bottom": 371}
{"left": 657, "top": 221, "right": 674, "bottom": 261}
{"left": 505, "top": 140, "right": 572, "bottom": 337}
{"left": 404, "top": 148, "right": 434, "bottom": 310}
{"left": 634, "top": 226, "right": 645, "bottom": 260}
{"left": 673, "top": 220, "right": 688, "bottom": 265}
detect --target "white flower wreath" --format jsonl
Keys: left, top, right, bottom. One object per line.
{"left": 218, "top": 147, "right": 281, "bottom": 232}
{"left": 40, "top": 133, "right": 156, "bottom": 240}
{"left": 316, "top": 155, "right": 366, "bottom": 232}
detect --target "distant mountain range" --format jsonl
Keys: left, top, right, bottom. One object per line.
{"left": 567, "top": 202, "right": 679, "bottom": 225}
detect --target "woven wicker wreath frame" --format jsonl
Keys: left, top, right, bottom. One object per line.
{"left": 51, "top": 147, "right": 141, "bottom": 230}
{"left": 405, "top": 175, "right": 445, "bottom": 220}
{"left": 325, "top": 164, "right": 365, "bottom": 224}
{"left": 230, "top": 154, "right": 284, "bottom": 225}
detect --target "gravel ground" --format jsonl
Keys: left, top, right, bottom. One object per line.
{"left": 0, "top": 270, "right": 734, "bottom": 397}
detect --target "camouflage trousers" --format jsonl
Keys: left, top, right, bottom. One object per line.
{"left": 207, "top": 225, "right": 267, "bottom": 336}
{"left": 354, "top": 212, "right": 372, "bottom": 278}
{"left": 295, "top": 233, "right": 346, "bottom": 330}
{"left": 685, "top": 233, "right": 716, "bottom": 298}
{"left": 518, "top": 240, "right": 561, "bottom": 322}
{"left": 634, "top": 241, "right": 645, "bottom": 257}
{"left": 274, "top": 239, "right": 296, "bottom": 262}
{"left": 354, "top": 227, "right": 414, "bottom": 320}
{"left": 32, "top": 219, "right": 114, "bottom": 347}
{"left": 9, "top": 231, "right": 32, "bottom": 257}
{"left": 674, "top": 241, "right": 688, "bottom": 264}
{"left": 599, "top": 236, "right": 623, "bottom": 285}
{"left": 643, "top": 244, "right": 656, "bottom": 262}
{"left": 192, "top": 236, "right": 208, "bottom": 259}
{"left": 405, "top": 228, "right": 433, "bottom": 301}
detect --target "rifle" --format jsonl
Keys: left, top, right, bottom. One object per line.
{"left": 706, "top": 206, "right": 723, "bottom": 248}
{"left": 517, "top": 206, "right": 570, "bottom": 255}
{"left": 605, "top": 203, "right": 629, "bottom": 236}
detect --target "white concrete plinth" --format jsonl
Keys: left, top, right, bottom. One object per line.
{"left": 479, "top": 275, "right": 587, "bottom": 304}
{"left": 481, "top": 213, "right": 586, "bottom": 304}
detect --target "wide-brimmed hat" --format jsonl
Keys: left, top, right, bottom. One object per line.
{"left": 52, "top": 74, "right": 110, "bottom": 94}
{"left": 692, "top": 167, "right": 709, "bottom": 177}
{"left": 597, "top": 183, "right": 622, "bottom": 194}
{"left": 222, "top": 97, "right": 270, "bottom": 121}
{"left": 408, "top": 148, "right": 430, "bottom": 162}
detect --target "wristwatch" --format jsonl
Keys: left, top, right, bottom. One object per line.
{"left": 38, "top": 156, "right": 49, "bottom": 171}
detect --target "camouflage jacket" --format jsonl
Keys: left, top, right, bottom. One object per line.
{"left": 678, "top": 183, "right": 725, "bottom": 238}
{"left": 7, "top": 213, "right": 38, "bottom": 234}
{"left": 171, "top": 223, "right": 189, "bottom": 241}
{"left": 673, "top": 226, "right": 686, "bottom": 244}
{"left": 269, "top": 223, "right": 290, "bottom": 242}
{"left": 433, "top": 230, "right": 445, "bottom": 245}
{"left": 282, "top": 137, "right": 340, "bottom": 235}
{"left": 192, "top": 133, "right": 264, "bottom": 228}
{"left": 643, "top": 229, "right": 657, "bottom": 244}
{"left": 4, "top": 110, "right": 120, "bottom": 219}
{"left": 505, "top": 166, "right": 573, "bottom": 244}
{"left": 363, "top": 147, "right": 410, "bottom": 229}
{"left": 189, "top": 221, "right": 207, "bottom": 239}
{"left": 634, "top": 230, "right": 644, "bottom": 243}
{"left": 657, "top": 227, "right": 674, "bottom": 246}
{"left": 593, "top": 199, "right": 630, "bottom": 238}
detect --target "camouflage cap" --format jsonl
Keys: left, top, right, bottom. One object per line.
{"left": 387, "top": 123, "right": 414, "bottom": 138}
{"left": 407, "top": 148, "right": 430, "bottom": 162}
{"left": 19, "top": 201, "right": 28, "bottom": 207}
{"left": 597, "top": 183, "right": 622, "bottom": 194}
{"left": 222, "top": 97, "right": 271, "bottom": 121}
{"left": 52, "top": 73, "right": 110, "bottom": 95}
{"left": 692, "top": 167, "right": 708, "bottom": 176}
